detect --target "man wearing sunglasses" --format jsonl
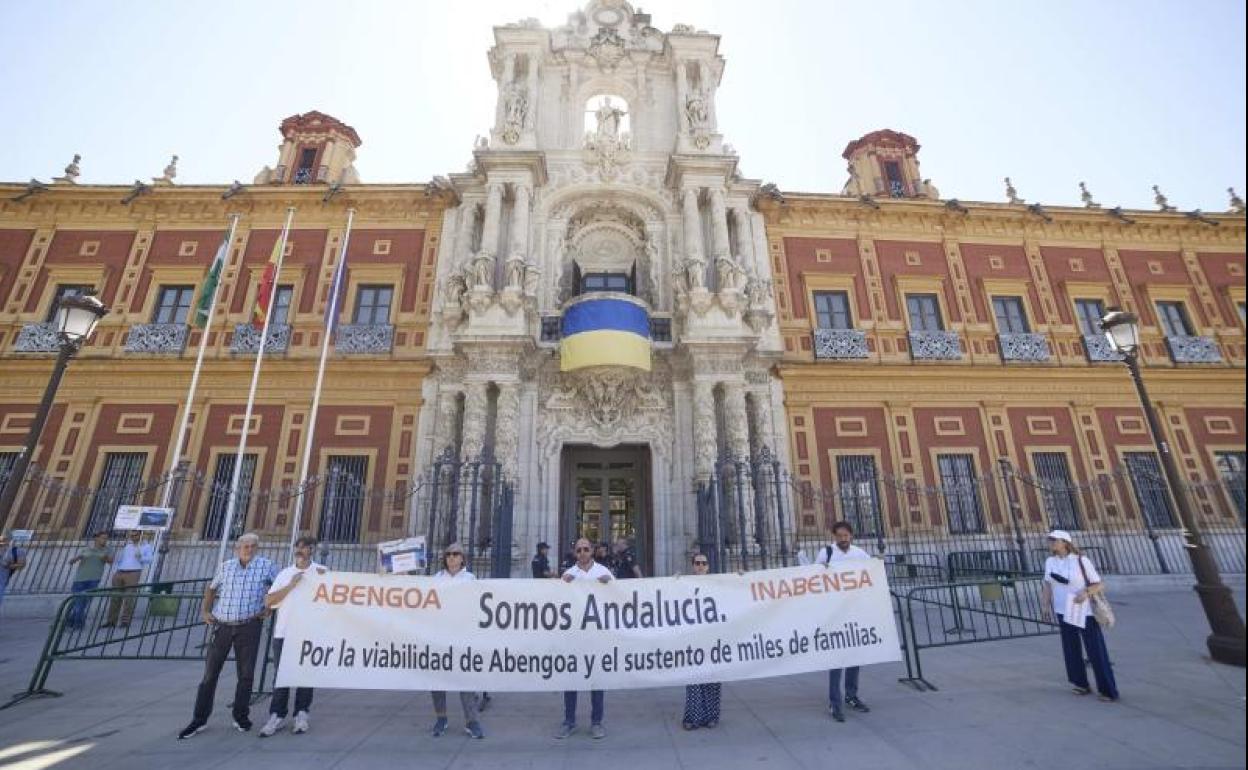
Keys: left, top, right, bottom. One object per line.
{"left": 555, "top": 537, "right": 612, "bottom": 739}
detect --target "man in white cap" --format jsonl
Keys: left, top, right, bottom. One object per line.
{"left": 1041, "top": 529, "right": 1118, "bottom": 701}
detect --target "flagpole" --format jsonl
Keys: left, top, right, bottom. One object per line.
{"left": 217, "top": 207, "right": 295, "bottom": 566}
{"left": 150, "top": 213, "right": 241, "bottom": 580}
{"left": 289, "top": 208, "right": 355, "bottom": 559}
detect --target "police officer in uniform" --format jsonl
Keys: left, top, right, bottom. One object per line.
{"left": 531, "top": 541, "right": 554, "bottom": 578}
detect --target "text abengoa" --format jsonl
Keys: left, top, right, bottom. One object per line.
{"left": 277, "top": 563, "right": 900, "bottom": 692}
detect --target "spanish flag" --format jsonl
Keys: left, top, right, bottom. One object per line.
{"left": 560, "top": 296, "right": 651, "bottom": 372}
{"left": 252, "top": 236, "right": 282, "bottom": 329}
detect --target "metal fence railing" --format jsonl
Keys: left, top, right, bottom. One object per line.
{"left": 2, "top": 579, "right": 277, "bottom": 710}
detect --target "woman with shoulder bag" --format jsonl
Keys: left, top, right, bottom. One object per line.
{"left": 1040, "top": 530, "right": 1119, "bottom": 702}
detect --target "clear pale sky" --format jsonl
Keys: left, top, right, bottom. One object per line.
{"left": 1, "top": 0, "right": 1244, "bottom": 211}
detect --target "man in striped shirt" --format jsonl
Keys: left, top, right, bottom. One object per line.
{"left": 178, "top": 532, "right": 278, "bottom": 739}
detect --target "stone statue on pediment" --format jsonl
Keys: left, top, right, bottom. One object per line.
{"left": 53, "top": 153, "right": 81, "bottom": 184}
{"left": 1004, "top": 176, "right": 1024, "bottom": 205}
{"left": 1152, "top": 185, "right": 1176, "bottom": 212}
{"left": 1228, "top": 187, "right": 1245, "bottom": 215}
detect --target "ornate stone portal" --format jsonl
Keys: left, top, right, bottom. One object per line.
{"left": 415, "top": 0, "right": 786, "bottom": 576}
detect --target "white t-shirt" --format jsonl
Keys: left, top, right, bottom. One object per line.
{"left": 268, "top": 562, "right": 325, "bottom": 639}
{"left": 815, "top": 543, "right": 870, "bottom": 564}
{"left": 434, "top": 568, "right": 476, "bottom": 582}
{"left": 1043, "top": 554, "right": 1101, "bottom": 616}
{"left": 562, "top": 561, "right": 613, "bottom": 582}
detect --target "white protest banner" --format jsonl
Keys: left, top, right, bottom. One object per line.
{"left": 276, "top": 562, "right": 900, "bottom": 692}
{"left": 113, "top": 506, "right": 173, "bottom": 531}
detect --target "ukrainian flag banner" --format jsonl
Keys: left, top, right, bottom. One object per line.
{"left": 560, "top": 295, "right": 651, "bottom": 372}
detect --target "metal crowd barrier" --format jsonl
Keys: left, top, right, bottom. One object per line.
{"left": 3, "top": 578, "right": 274, "bottom": 710}
{"left": 893, "top": 575, "right": 1057, "bottom": 691}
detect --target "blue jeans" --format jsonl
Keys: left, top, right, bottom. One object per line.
{"left": 1058, "top": 614, "right": 1118, "bottom": 700}
{"left": 828, "top": 667, "right": 859, "bottom": 708}
{"left": 563, "top": 690, "right": 604, "bottom": 726}
{"left": 66, "top": 580, "right": 100, "bottom": 628}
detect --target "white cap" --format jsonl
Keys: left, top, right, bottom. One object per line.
{"left": 1047, "top": 529, "right": 1073, "bottom": 543}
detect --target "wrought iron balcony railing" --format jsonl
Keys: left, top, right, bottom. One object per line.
{"left": 908, "top": 330, "right": 963, "bottom": 361}
{"left": 124, "top": 323, "right": 189, "bottom": 354}
{"left": 13, "top": 322, "right": 60, "bottom": 353}
{"left": 813, "top": 328, "right": 869, "bottom": 360}
{"left": 1082, "top": 334, "right": 1123, "bottom": 362}
{"left": 230, "top": 323, "right": 291, "bottom": 354}
{"left": 335, "top": 323, "right": 394, "bottom": 354}
{"left": 1166, "top": 335, "right": 1222, "bottom": 364}
{"left": 998, "top": 332, "right": 1050, "bottom": 362}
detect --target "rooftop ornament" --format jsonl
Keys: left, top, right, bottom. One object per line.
{"left": 1152, "top": 185, "right": 1177, "bottom": 212}
{"left": 1229, "top": 187, "right": 1245, "bottom": 215}
{"left": 52, "top": 153, "right": 81, "bottom": 184}
{"left": 120, "top": 179, "right": 152, "bottom": 205}
{"left": 1107, "top": 207, "right": 1136, "bottom": 225}
{"left": 1079, "top": 181, "right": 1100, "bottom": 209}
{"left": 1004, "top": 176, "right": 1024, "bottom": 205}
{"left": 11, "top": 179, "right": 49, "bottom": 202}
{"left": 221, "top": 180, "right": 245, "bottom": 200}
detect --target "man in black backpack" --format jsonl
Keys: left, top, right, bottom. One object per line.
{"left": 816, "top": 521, "right": 872, "bottom": 722}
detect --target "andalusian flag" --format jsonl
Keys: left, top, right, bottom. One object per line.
{"left": 252, "top": 236, "right": 282, "bottom": 329}
{"left": 192, "top": 236, "right": 229, "bottom": 328}
{"left": 560, "top": 296, "right": 651, "bottom": 372}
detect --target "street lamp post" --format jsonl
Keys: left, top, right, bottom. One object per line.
{"left": 1100, "top": 309, "right": 1246, "bottom": 667}
{"left": 0, "top": 294, "right": 108, "bottom": 530}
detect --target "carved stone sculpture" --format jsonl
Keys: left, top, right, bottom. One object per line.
{"left": 1079, "top": 181, "right": 1100, "bottom": 209}
{"left": 1004, "top": 177, "right": 1024, "bottom": 205}
{"left": 685, "top": 89, "right": 709, "bottom": 130}
{"left": 715, "top": 255, "right": 746, "bottom": 293}
{"left": 684, "top": 255, "right": 707, "bottom": 290}
{"left": 1229, "top": 187, "right": 1245, "bottom": 215}
{"left": 504, "top": 255, "right": 526, "bottom": 290}
{"left": 153, "top": 154, "right": 178, "bottom": 184}
{"left": 1152, "top": 185, "right": 1177, "bottom": 212}
{"left": 919, "top": 178, "right": 939, "bottom": 200}
{"left": 501, "top": 84, "right": 528, "bottom": 145}
{"left": 470, "top": 253, "right": 495, "bottom": 289}
{"left": 53, "top": 153, "right": 81, "bottom": 184}
{"left": 594, "top": 97, "right": 626, "bottom": 140}
{"left": 843, "top": 163, "right": 863, "bottom": 197}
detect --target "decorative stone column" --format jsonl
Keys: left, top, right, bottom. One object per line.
{"left": 493, "top": 382, "right": 520, "bottom": 478}
{"left": 746, "top": 385, "right": 774, "bottom": 457}
{"left": 433, "top": 386, "right": 462, "bottom": 457}
{"left": 723, "top": 382, "right": 751, "bottom": 461}
{"left": 731, "top": 206, "right": 753, "bottom": 261}
{"left": 682, "top": 187, "right": 704, "bottom": 263}
{"left": 460, "top": 381, "right": 490, "bottom": 462}
{"left": 709, "top": 189, "right": 731, "bottom": 260}
{"left": 481, "top": 183, "right": 504, "bottom": 259}
{"left": 692, "top": 380, "right": 717, "bottom": 479}
{"left": 457, "top": 202, "right": 477, "bottom": 265}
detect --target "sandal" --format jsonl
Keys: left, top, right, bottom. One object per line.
{"left": 1071, "top": 686, "right": 1092, "bottom": 696}
{"left": 682, "top": 721, "right": 699, "bottom": 731}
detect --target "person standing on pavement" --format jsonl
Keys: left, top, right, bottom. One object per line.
{"left": 102, "top": 530, "right": 153, "bottom": 628}
{"left": 555, "top": 537, "right": 613, "bottom": 740}
{"left": 178, "top": 532, "right": 278, "bottom": 739}
{"left": 0, "top": 530, "right": 28, "bottom": 611}
{"left": 258, "top": 535, "right": 326, "bottom": 737}
{"left": 816, "top": 521, "right": 872, "bottom": 722}
{"left": 682, "top": 552, "right": 721, "bottom": 730}
{"left": 66, "top": 531, "right": 112, "bottom": 628}
{"left": 1040, "top": 530, "right": 1118, "bottom": 702}
{"left": 531, "top": 541, "right": 554, "bottom": 578}
{"left": 429, "top": 543, "right": 486, "bottom": 739}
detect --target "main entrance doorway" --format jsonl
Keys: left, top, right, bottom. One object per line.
{"left": 560, "top": 445, "right": 651, "bottom": 575}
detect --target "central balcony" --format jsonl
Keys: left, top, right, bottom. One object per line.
{"left": 125, "top": 323, "right": 189, "bottom": 354}
{"left": 998, "top": 333, "right": 1050, "bottom": 362}
{"left": 908, "top": 330, "right": 963, "bottom": 361}
{"left": 231, "top": 323, "right": 291, "bottom": 354}
{"left": 1165, "top": 335, "right": 1222, "bottom": 364}
{"left": 813, "top": 328, "right": 869, "bottom": 360}
{"left": 335, "top": 323, "right": 394, "bottom": 354}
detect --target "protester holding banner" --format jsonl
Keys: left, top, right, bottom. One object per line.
{"left": 178, "top": 532, "right": 278, "bottom": 739}
{"left": 66, "top": 531, "right": 112, "bottom": 628}
{"left": 429, "top": 543, "right": 487, "bottom": 739}
{"left": 556, "top": 537, "right": 613, "bottom": 740}
{"left": 102, "top": 530, "right": 153, "bottom": 628}
{"left": 259, "top": 536, "right": 326, "bottom": 738}
{"left": 1041, "top": 530, "right": 1118, "bottom": 702}
{"left": 816, "top": 521, "right": 873, "bottom": 722}
{"left": 682, "top": 552, "right": 721, "bottom": 730}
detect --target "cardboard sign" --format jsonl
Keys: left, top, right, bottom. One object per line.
{"left": 378, "top": 536, "right": 427, "bottom": 574}
{"left": 114, "top": 506, "right": 173, "bottom": 531}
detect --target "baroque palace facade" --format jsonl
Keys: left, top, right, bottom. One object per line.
{"left": 1, "top": 1, "right": 1244, "bottom": 576}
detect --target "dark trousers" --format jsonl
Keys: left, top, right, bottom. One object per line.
{"left": 268, "top": 637, "right": 314, "bottom": 718}
{"left": 683, "top": 683, "right": 722, "bottom": 725}
{"left": 563, "top": 690, "right": 604, "bottom": 726}
{"left": 828, "top": 666, "right": 860, "bottom": 707}
{"left": 1058, "top": 614, "right": 1118, "bottom": 700}
{"left": 66, "top": 579, "right": 100, "bottom": 628}
{"left": 192, "top": 618, "right": 263, "bottom": 723}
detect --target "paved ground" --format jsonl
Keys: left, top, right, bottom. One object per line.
{"left": 0, "top": 582, "right": 1244, "bottom": 770}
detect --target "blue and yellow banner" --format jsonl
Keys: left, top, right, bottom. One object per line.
{"left": 560, "top": 296, "right": 651, "bottom": 372}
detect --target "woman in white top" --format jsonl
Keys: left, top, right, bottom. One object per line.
{"left": 429, "top": 543, "right": 486, "bottom": 738}
{"left": 1040, "top": 530, "right": 1118, "bottom": 702}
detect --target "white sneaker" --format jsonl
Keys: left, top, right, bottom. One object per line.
{"left": 258, "top": 714, "right": 285, "bottom": 738}
{"left": 292, "top": 711, "right": 310, "bottom": 734}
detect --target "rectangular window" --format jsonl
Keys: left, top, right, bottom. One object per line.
{"left": 1156, "top": 300, "right": 1193, "bottom": 337}
{"left": 202, "top": 453, "right": 257, "bottom": 540}
{"left": 937, "top": 454, "right": 985, "bottom": 534}
{"left": 906, "top": 294, "right": 943, "bottom": 332}
{"left": 1214, "top": 451, "right": 1246, "bottom": 521}
{"left": 352, "top": 285, "right": 393, "bottom": 325}
{"left": 297, "top": 147, "right": 317, "bottom": 171}
{"left": 581, "top": 273, "right": 632, "bottom": 293}
{"left": 813, "top": 291, "right": 852, "bottom": 330}
{"left": 318, "top": 455, "right": 369, "bottom": 542}
{"left": 272, "top": 285, "right": 294, "bottom": 326}
{"left": 836, "top": 455, "right": 880, "bottom": 537}
{"left": 1124, "top": 452, "right": 1176, "bottom": 528}
{"left": 153, "top": 285, "right": 194, "bottom": 325}
{"left": 992, "top": 296, "right": 1031, "bottom": 333}
{"left": 84, "top": 452, "right": 146, "bottom": 536}
{"left": 1032, "top": 452, "right": 1081, "bottom": 530}
{"left": 1074, "top": 299, "right": 1107, "bottom": 336}
{"left": 46, "top": 284, "right": 94, "bottom": 322}
{"left": 882, "top": 160, "right": 905, "bottom": 197}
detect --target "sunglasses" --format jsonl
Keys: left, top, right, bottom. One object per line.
{"left": 693, "top": 560, "right": 709, "bottom": 566}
